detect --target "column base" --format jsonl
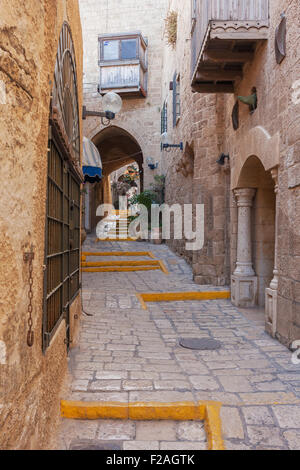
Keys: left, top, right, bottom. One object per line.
{"left": 265, "top": 288, "right": 278, "bottom": 338}
{"left": 231, "top": 275, "right": 258, "bottom": 308}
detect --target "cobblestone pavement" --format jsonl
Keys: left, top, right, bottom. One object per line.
{"left": 59, "top": 237, "right": 300, "bottom": 450}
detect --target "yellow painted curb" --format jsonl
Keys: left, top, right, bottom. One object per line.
{"left": 158, "top": 260, "right": 169, "bottom": 275}
{"left": 136, "top": 294, "right": 148, "bottom": 310}
{"left": 82, "top": 251, "right": 156, "bottom": 259}
{"left": 205, "top": 403, "right": 225, "bottom": 451}
{"left": 82, "top": 260, "right": 161, "bottom": 267}
{"left": 96, "top": 238, "right": 138, "bottom": 242}
{"left": 137, "top": 291, "right": 231, "bottom": 309}
{"left": 61, "top": 401, "right": 128, "bottom": 420}
{"left": 60, "top": 400, "right": 224, "bottom": 451}
{"left": 82, "top": 266, "right": 162, "bottom": 273}
{"left": 81, "top": 259, "right": 169, "bottom": 274}
{"left": 128, "top": 402, "right": 205, "bottom": 421}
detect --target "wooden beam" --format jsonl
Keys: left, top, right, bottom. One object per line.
{"left": 192, "top": 83, "right": 234, "bottom": 94}
{"left": 203, "top": 50, "right": 254, "bottom": 63}
{"left": 196, "top": 70, "right": 242, "bottom": 81}
{"left": 210, "top": 31, "right": 268, "bottom": 41}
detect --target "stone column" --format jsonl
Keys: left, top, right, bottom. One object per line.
{"left": 231, "top": 188, "right": 258, "bottom": 307}
{"left": 265, "top": 167, "right": 279, "bottom": 337}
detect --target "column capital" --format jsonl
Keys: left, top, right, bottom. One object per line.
{"left": 233, "top": 188, "right": 256, "bottom": 207}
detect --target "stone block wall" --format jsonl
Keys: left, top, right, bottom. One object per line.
{"left": 161, "top": 0, "right": 300, "bottom": 346}
{"left": 223, "top": 0, "right": 300, "bottom": 345}
{"left": 161, "top": 0, "right": 231, "bottom": 284}
{"left": 0, "top": 0, "right": 83, "bottom": 449}
{"left": 79, "top": 0, "right": 169, "bottom": 190}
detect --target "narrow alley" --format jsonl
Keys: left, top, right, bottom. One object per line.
{"left": 1, "top": 0, "right": 300, "bottom": 454}
{"left": 58, "top": 236, "right": 300, "bottom": 451}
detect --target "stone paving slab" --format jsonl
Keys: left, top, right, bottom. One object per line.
{"left": 59, "top": 419, "right": 207, "bottom": 451}
{"left": 58, "top": 237, "right": 300, "bottom": 450}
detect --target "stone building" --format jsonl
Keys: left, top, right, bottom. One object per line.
{"left": 161, "top": 0, "right": 231, "bottom": 283}
{"left": 161, "top": 0, "right": 300, "bottom": 348}
{"left": 79, "top": 0, "right": 169, "bottom": 231}
{"left": 0, "top": 0, "right": 83, "bottom": 449}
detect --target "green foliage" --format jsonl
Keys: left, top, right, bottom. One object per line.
{"left": 129, "top": 190, "right": 158, "bottom": 210}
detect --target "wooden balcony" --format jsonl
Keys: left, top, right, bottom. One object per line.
{"left": 99, "top": 32, "right": 148, "bottom": 98}
{"left": 191, "top": 0, "right": 269, "bottom": 93}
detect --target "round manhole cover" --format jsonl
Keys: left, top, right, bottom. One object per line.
{"left": 179, "top": 337, "right": 222, "bottom": 351}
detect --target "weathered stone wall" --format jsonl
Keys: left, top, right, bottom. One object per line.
{"left": 161, "top": 0, "right": 231, "bottom": 284}
{"left": 0, "top": 0, "right": 83, "bottom": 449}
{"left": 162, "top": 0, "right": 300, "bottom": 346}
{"left": 224, "top": 0, "right": 300, "bottom": 346}
{"left": 79, "top": 0, "right": 168, "bottom": 191}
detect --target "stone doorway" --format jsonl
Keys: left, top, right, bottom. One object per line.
{"left": 231, "top": 156, "right": 278, "bottom": 334}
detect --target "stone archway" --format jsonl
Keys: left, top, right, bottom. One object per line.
{"left": 88, "top": 126, "right": 144, "bottom": 230}
{"left": 93, "top": 125, "right": 144, "bottom": 178}
{"left": 231, "top": 155, "right": 279, "bottom": 337}
{"left": 231, "top": 126, "right": 280, "bottom": 190}
{"left": 231, "top": 126, "right": 281, "bottom": 337}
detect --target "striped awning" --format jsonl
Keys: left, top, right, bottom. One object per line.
{"left": 82, "top": 136, "right": 102, "bottom": 183}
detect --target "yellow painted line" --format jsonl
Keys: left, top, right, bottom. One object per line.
{"left": 82, "top": 260, "right": 161, "bottom": 267}
{"left": 137, "top": 291, "right": 231, "bottom": 310}
{"left": 128, "top": 402, "right": 205, "bottom": 421}
{"left": 60, "top": 400, "right": 224, "bottom": 451}
{"left": 82, "top": 266, "right": 162, "bottom": 273}
{"left": 158, "top": 260, "right": 169, "bottom": 275}
{"left": 96, "top": 238, "right": 138, "bottom": 242}
{"left": 82, "top": 251, "right": 156, "bottom": 259}
{"left": 136, "top": 294, "right": 147, "bottom": 310}
{"left": 205, "top": 403, "right": 225, "bottom": 451}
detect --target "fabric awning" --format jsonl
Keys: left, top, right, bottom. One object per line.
{"left": 82, "top": 136, "right": 102, "bottom": 183}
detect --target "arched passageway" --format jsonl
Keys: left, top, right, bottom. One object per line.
{"left": 93, "top": 126, "right": 144, "bottom": 179}
{"left": 232, "top": 156, "right": 278, "bottom": 326}
{"left": 237, "top": 156, "right": 276, "bottom": 307}
{"left": 87, "top": 126, "right": 144, "bottom": 231}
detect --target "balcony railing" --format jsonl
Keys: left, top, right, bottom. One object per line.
{"left": 99, "top": 32, "right": 148, "bottom": 97}
{"left": 191, "top": 0, "right": 269, "bottom": 93}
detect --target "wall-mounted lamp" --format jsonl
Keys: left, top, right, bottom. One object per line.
{"left": 238, "top": 87, "right": 257, "bottom": 114}
{"left": 161, "top": 132, "right": 183, "bottom": 152}
{"left": 146, "top": 157, "right": 159, "bottom": 170}
{"left": 82, "top": 92, "right": 123, "bottom": 125}
{"left": 216, "top": 153, "right": 230, "bottom": 166}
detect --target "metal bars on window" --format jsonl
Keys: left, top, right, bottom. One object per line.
{"left": 161, "top": 100, "right": 168, "bottom": 134}
{"left": 173, "top": 72, "right": 180, "bottom": 127}
{"left": 43, "top": 134, "right": 80, "bottom": 351}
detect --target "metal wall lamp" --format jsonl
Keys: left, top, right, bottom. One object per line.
{"left": 161, "top": 143, "right": 184, "bottom": 152}
{"left": 146, "top": 157, "right": 159, "bottom": 170}
{"left": 82, "top": 92, "right": 123, "bottom": 126}
{"left": 216, "top": 153, "right": 230, "bottom": 166}
{"left": 161, "top": 132, "right": 183, "bottom": 152}
{"left": 238, "top": 87, "right": 257, "bottom": 114}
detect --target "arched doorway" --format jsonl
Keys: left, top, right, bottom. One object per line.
{"left": 89, "top": 126, "right": 144, "bottom": 231}
{"left": 237, "top": 156, "right": 276, "bottom": 306}
{"left": 231, "top": 156, "right": 278, "bottom": 330}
